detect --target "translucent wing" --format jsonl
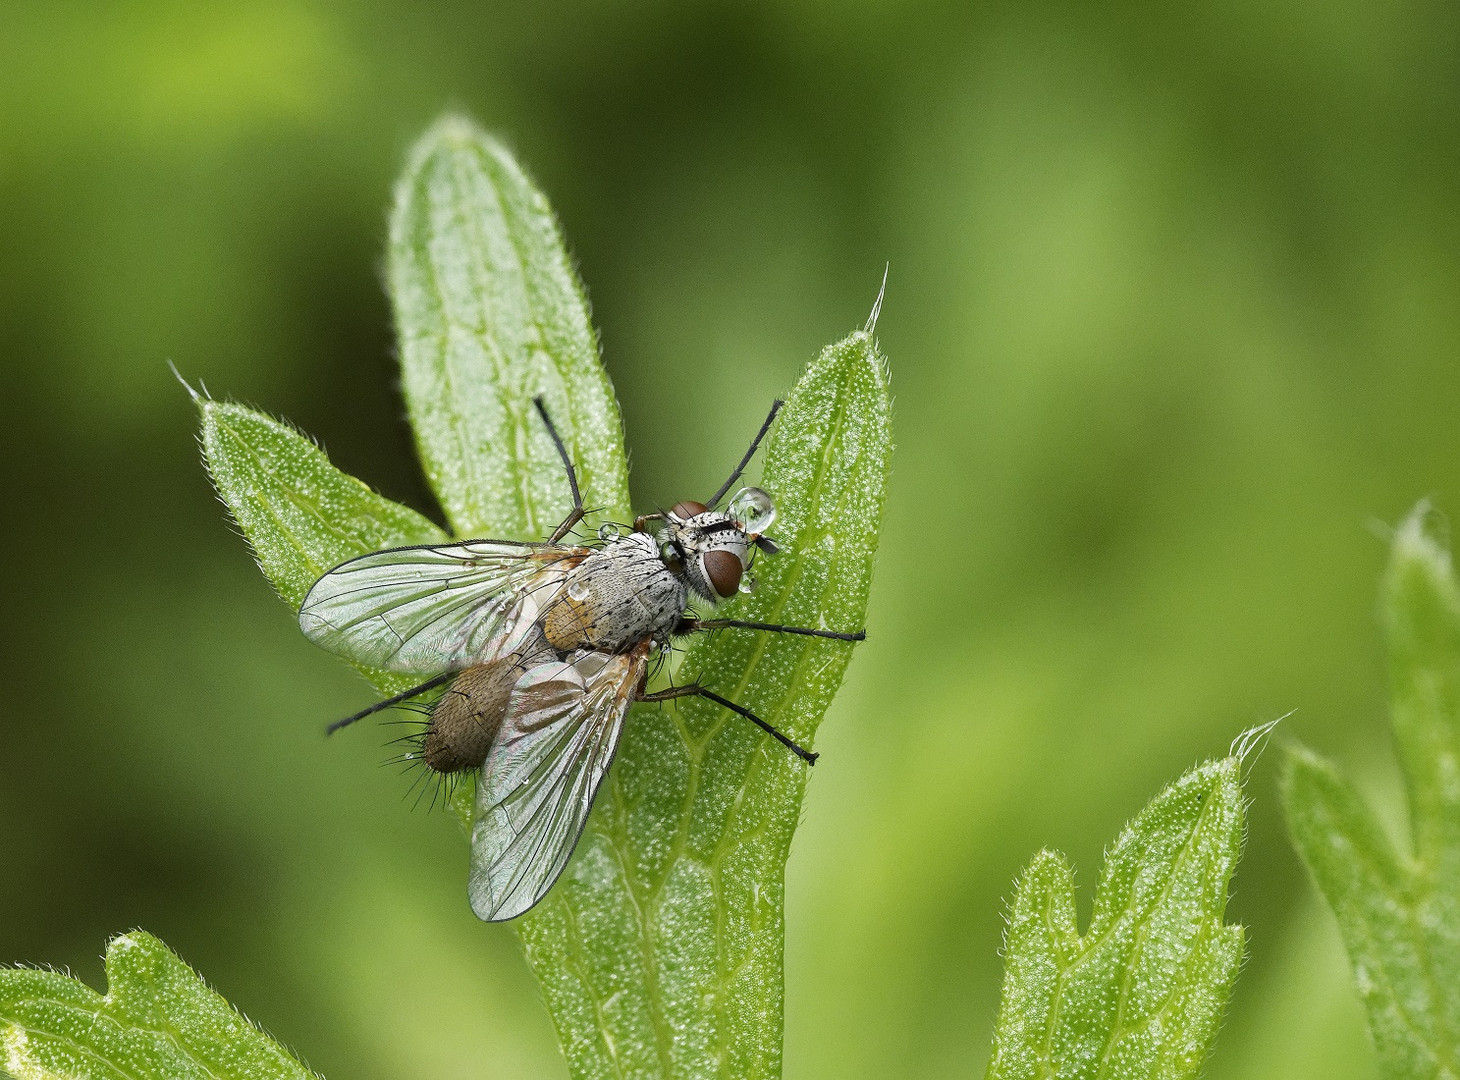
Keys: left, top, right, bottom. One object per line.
{"left": 298, "top": 540, "right": 586, "bottom": 673}
{"left": 468, "top": 644, "right": 649, "bottom": 921}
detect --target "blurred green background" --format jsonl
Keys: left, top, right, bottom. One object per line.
{"left": 3, "top": 1, "right": 1457, "bottom": 1076}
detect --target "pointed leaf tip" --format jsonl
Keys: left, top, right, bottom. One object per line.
{"left": 199, "top": 399, "right": 444, "bottom": 700}
{"left": 200, "top": 399, "right": 445, "bottom": 608}
{"left": 1231, "top": 711, "right": 1290, "bottom": 764}
{"left": 864, "top": 263, "right": 889, "bottom": 335}
{"left": 987, "top": 755, "right": 1246, "bottom": 1080}
{"left": 167, "top": 360, "right": 205, "bottom": 403}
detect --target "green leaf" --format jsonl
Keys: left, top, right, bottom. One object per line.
{"left": 1283, "top": 504, "right": 1460, "bottom": 1080}
{"left": 388, "top": 114, "right": 631, "bottom": 539}
{"left": 0, "top": 931, "right": 317, "bottom": 1080}
{"left": 199, "top": 398, "right": 446, "bottom": 608}
{"left": 198, "top": 396, "right": 445, "bottom": 694}
{"left": 985, "top": 755, "right": 1247, "bottom": 1080}
{"left": 516, "top": 330, "right": 890, "bottom": 1080}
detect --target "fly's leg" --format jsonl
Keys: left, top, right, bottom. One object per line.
{"left": 533, "top": 396, "right": 585, "bottom": 543}
{"left": 638, "top": 684, "right": 818, "bottom": 764}
{"left": 677, "top": 617, "right": 866, "bottom": 642}
{"left": 325, "top": 671, "right": 454, "bottom": 735}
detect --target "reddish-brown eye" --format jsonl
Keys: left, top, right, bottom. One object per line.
{"left": 702, "top": 549, "right": 742, "bottom": 598}
{"left": 671, "top": 500, "right": 709, "bottom": 520}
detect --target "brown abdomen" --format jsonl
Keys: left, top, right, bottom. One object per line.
{"left": 423, "top": 659, "right": 519, "bottom": 773}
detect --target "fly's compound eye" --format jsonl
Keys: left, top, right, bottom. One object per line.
{"left": 671, "top": 499, "right": 709, "bottom": 520}
{"left": 727, "top": 487, "right": 775, "bottom": 533}
{"left": 702, "top": 549, "right": 743, "bottom": 598}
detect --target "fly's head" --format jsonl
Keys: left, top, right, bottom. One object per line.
{"left": 651, "top": 486, "right": 778, "bottom": 603}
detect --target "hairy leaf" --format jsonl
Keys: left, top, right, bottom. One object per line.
{"left": 1283, "top": 505, "right": 1460, "bottom": 1079}
{"left": 0, "top": 931, "right": 316, "bottom": 1080}
{"left": 517, "top": 331, "right": 890, "bottom": 1080}
{"left": 388, "top": 114, "right": 630, "bottom": 539}
{"left": 985, "top": 756, "right": 1246, "bottom": 1080}
{"left": 198, "top": 396, "right": 445, "bottom": 695}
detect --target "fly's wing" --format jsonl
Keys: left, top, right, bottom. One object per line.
{"left": 298, "top": 540, "right": 586, "bottom": 673}
{"left": 468, "top": 644, "right": 648, "bottom": 921}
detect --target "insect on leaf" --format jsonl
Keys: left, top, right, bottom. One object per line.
{"left": 386, "top": 117, "right": 892, "bottom": 1075}
{"left": 515, "top": 331, "right": 892, "bottom": 1080}
{"left": 985, "top": 754, "right": 1247, "bottom": 1080}
{"left": 0, "top": 931, "right": 318, "bottom": 1080}
{"left": 1283, "top": 504, "right": 1460, "bottom": 1079}
{"left": 198, "top": 113, "right": 891, "bottom": 1080}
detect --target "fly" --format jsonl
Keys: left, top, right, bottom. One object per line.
{"left": 298, "top": 398, "right": 864, "bottom": 921}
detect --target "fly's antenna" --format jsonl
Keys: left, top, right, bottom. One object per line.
{"left": 707, "top": 399, "right": 784, "bottom": 508}
{"left": 864, "top": 263, "right": 889, "bottom": 335}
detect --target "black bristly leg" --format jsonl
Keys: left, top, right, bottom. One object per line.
{"left": 533, "top": 396, "right": 586, "bottom": 544}
{"left": 677, "top": 617, "right": 866, "bottom": 642}
{"left": 638, "top": 684, "right": 818, "bottom": 764}
{"left": 325, "top": 672, "right": 454, "bottom": 735}
{"left": 706, "top": 398, "right": 783, "bottom": 508}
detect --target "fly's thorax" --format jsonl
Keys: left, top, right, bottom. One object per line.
{"left": 540, "top": 532, "right": 685, "bottom": 653}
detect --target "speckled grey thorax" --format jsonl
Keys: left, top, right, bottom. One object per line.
{"left": 539, "top": 532, "right": 687, "bottom": 654}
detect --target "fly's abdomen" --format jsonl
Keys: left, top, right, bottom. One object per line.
{"left": 424, "top": 661, "right": 515, "bottom": 772}
{"left": 424, "top": 637, "right": 553, "bottom": 772}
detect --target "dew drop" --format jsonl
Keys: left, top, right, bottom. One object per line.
{"left": 728, "top": 487, "right": 776, "bottom": 533}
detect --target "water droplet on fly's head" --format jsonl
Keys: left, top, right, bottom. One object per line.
{"left": 598, "top": 522, "right": 621, "bottom": 541}
{"left": 660, "top": 540, "right": 679, "bottom": 563}
{"left": 728, "top": 487, "right": 776, "bottom": 533}
{"left": 739, "top": 576, "right": 756, "bottom": 595}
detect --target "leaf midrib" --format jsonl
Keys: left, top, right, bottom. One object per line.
{"left": 1033, "top": 774, "right": 1226, "bottom": 1079}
